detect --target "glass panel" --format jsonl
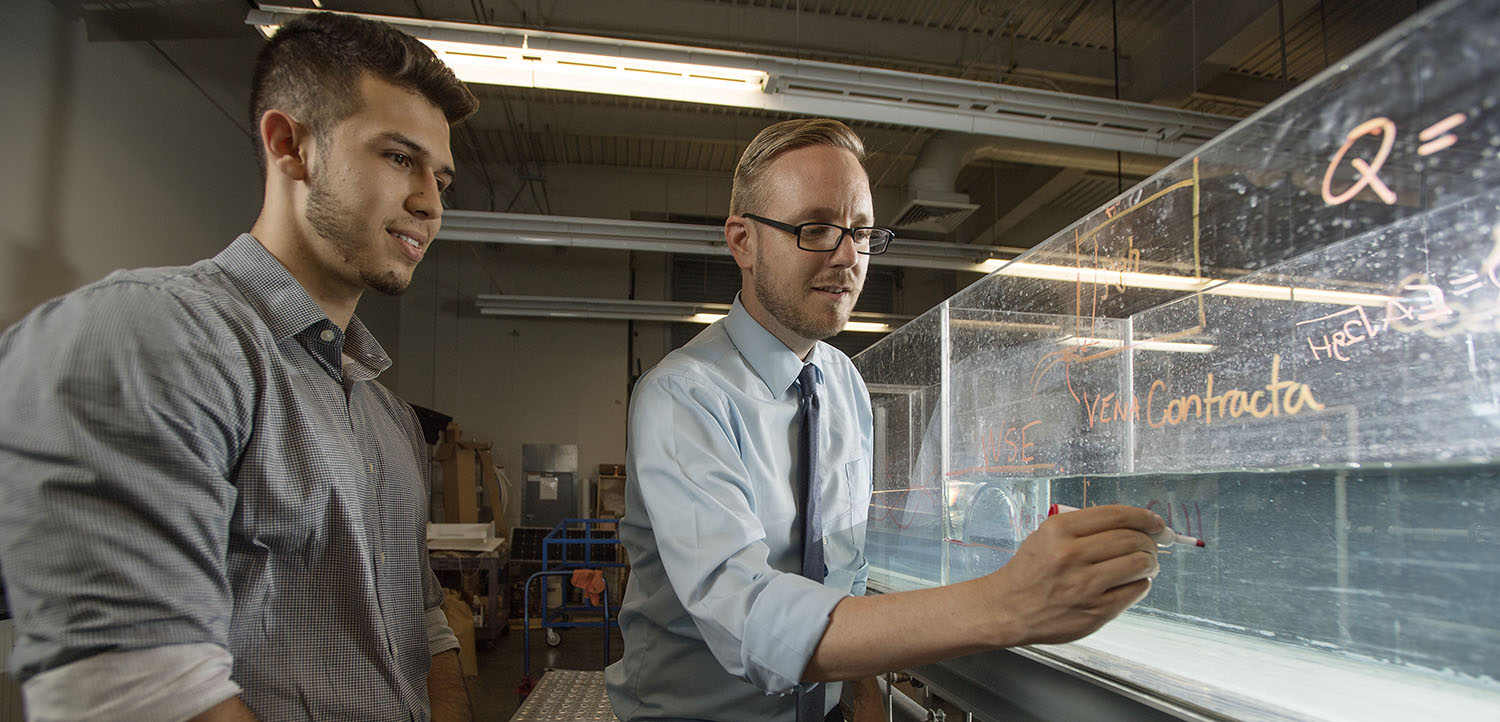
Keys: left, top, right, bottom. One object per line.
{"left": 854, "top": 1, "right": 1500, "bottom": 718}
{"left": 862, "top": 306, "right": 944, "bottom": 591}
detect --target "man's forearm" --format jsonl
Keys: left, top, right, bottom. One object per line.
{"left": 802, "top": 579, "right": 1003, "bottom": 682}
{"left": 803, "top": 505, "right": 1163, "bottom": 683}
{"left": 428, "top": 650, "right": 472, "bottom": 722}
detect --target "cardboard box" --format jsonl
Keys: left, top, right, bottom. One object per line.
{"left": 596, "top": 474, "right": 627, "bottom": 519}
{"left": 433, "top": 423, "right": 506, "bottom": 532}
{"left": 435, "top": 424, "right": 478, "bottom": 523}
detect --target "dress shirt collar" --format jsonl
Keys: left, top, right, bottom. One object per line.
{"left": 213, "top": 233, "right": 391, "bottom": 378}
{"left": 724, "top": 293, "right": 825, "bottom": 398}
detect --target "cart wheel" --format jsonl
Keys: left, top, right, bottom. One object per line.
{"left": 545, "top": 628, "right": 562, "bottom": 647}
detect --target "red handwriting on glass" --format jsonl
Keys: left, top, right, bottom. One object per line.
{"left": 1100, "top": 235, "right": 1141, "bottom": 302}
{"left": 1296, "top": 305, "right": 1385, "bottom": 361}
{"left": 1321, "top": 113, "right": 1469, "bottom": 207}
{"left": 979, "top": 420, "right": 1043, "bottom": 466}
{"left": 1384, "top": 226, "right": 1500, "bottom": 338}
{"left": 869, "top": 486, "right": 942, "bottom": 530}
{"left": 1080, "top": 389, "right": 1142, "bottom": 429}
{"left": 1145, "top": 354, "right": 1326, "bottom": 429}
{"left": 1322, "top": 117, "right": 1398, "bottom": 206}
{"left": 1145, "top": 500, "right": 1206, "bottom": 538}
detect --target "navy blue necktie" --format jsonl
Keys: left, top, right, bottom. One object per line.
{"left": 795, "top": 363, "right": 825, "bottom": 722}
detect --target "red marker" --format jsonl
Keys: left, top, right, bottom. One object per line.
{"left": 1049, "top": 503, "right": 1206, "bottom": 548}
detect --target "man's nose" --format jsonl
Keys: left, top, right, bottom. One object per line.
{"left": 406, "top": 176, "right": 442, "bottom": 220}
{"left": 828, "top": 230, "right": 860, "bottom": 267}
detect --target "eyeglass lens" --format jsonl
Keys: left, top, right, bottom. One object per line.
{"left": 798, "top": 224, "right": 892, "bottom": 252}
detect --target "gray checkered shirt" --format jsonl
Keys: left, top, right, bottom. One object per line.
{"left": 0, "top": 234, "right": 457, "bottom": 720}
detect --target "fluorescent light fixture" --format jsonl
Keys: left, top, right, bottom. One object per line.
{"left": 1205, "top": 281, "right": 1391, "bottom": 307}
{"left": 477, "top": 295, "right": 908, "bottom": 333}
{"left": 686, "top": 313, "right": 886, "bottom": 332}
{"left": 977, "top": 259, "right": 1394, "bottom": 307}
{"left": 990, "top": 261, "right": 1208, "bottom": 292}
{"left": 1059, "top": 336, "right": 1217, "bottom": 354}
{"left": 247, "top": 6, "right": 1233, "bottom": 157}
{"left": 422, "top": 39, "right": 768, "bottom": 107}
{"left": 251, "top": 16, "right": 765, "bottom": 107}
{"left": 249, "top": 12, "right": 766, "bottom": 107}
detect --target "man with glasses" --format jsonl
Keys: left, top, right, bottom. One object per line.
{"left": 608, "top": 118, "right": 1164, "bottom": 721}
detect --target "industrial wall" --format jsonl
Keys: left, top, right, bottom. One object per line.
{"left": 0, "top": 0, "right": 261, "bottom": 329}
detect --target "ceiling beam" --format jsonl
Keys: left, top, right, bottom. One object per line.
{"left": 438, "top": 210, "right": 1018, "bottom": 272}
{"left": 461, "top": 91, "right": 919, "bottom": 154}
{"left": 971, "top": 168, "right": 1087, "bottom": 246}
{"left": 1124, "top": 0, "right": 1318, "bottom": 104}
{"left": 57, "top": 2, "right": 257, "bottom": 41}
{"left": 473, "top": 295, "right": 910, "bottom": 329}
{"left": 1198, "top": 71, "right": 1297, "bottom": 106}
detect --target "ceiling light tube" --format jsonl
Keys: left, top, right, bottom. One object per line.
{"left": 977, "top": 259, "right": 1394, "bottom": 307}
{"left": 422, "top": 39, "right": 769, "bottom": 107}
{"left": 1058, "top": 336, "right": 1217, "bottom": 354}
{"left": 476, "top": 295, "right": 908, "bottom": 332}
{"left": 248, "top": 8, "right": 770, "bottom": 108}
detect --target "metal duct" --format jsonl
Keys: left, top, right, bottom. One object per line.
{"left": 891, "top": 132, "right": 981, "bottom": 234}
{"left": 891, "top": 132, "right": 1174, "bottom": 237}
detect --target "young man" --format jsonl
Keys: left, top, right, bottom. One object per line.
{"left": 0, "top": 13, "right": 478, "bottom": 722}
{"left": 607, "top": 118, "right": 1166, "bottom": 721}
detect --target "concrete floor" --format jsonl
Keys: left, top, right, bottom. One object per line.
{"left": 466, "top": 621, "right": 625, "bottom": 722}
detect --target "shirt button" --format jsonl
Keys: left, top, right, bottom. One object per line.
{"left": 368, "top": 462, "right": 375, "bottom": 473}
{"left": 320, "top": 329, "right": 336, "bottom": 342}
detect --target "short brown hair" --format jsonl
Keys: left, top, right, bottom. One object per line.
{"left": 729, "top": 118, "right": 866, "bottom": 215}
{"left": 249, "top": 12, "right": 479, "bottom": 174}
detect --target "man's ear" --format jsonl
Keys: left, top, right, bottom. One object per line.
{"left": 259, "top": 109, "right": 311, "bottom": 182}
{"left": 725, "top": 215, "right": 755, "bottom": 272}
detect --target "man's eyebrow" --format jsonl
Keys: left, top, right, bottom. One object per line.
{"left": 379, "top": 131, "right": 456, "bottom": 182}
{"left": 798, "top": 206, "right": 874, "bottom": 225}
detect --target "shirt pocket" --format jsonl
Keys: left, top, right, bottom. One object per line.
{"left": 821, "top": 456, "right": 869, "bottom": 590}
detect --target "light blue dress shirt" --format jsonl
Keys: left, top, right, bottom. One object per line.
{"left": 606, "top": 296, "right": 873, "bottom": 721}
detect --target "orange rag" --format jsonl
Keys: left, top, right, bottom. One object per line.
{"left": 570, "top": 568, "right": 607, "bottom": 606}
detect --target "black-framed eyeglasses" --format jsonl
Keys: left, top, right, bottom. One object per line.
{"left": 743, "top": 213, "right": 895, "bottom": 255}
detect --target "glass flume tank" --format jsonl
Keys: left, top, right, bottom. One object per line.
{"left": 854, "top": 1, "right": 1500, "bottom": 719}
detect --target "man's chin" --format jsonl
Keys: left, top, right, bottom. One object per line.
{"left": 804, "top": 315, "right": 852, "bottom": 342}
{"left": 364, "top": 272, "right": 411, "bottom": 297}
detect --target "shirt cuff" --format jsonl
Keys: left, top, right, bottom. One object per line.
{"left": 22, "top": 643, "right": 239, "bottom": 722}
{"left": 741, "top": 573, "right": 848, "bottom": 694}
{"left": 427, "top": 604, "right": 461, "bottom": 658}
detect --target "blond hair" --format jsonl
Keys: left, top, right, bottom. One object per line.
{"left": 729, "top": 118, "right": 866, "bottom": 215}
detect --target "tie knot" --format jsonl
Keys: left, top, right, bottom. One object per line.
{"left": 797, "top": 363, "right": 817, "bottom": 401}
